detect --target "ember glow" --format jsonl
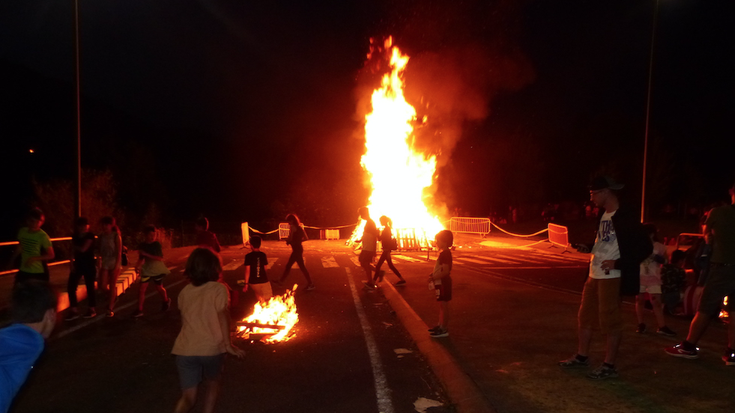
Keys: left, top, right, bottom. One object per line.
{"left": 236, "top": 288, "right": 299, "bottom": 343}
{"left": 355, "top": 37, "right": 444, "bottom": 246}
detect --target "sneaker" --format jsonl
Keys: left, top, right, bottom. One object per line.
{"left": 665, "top": 343, "right": 699, "bottom": 359}
{"left": 306, "top": 284, "right": 316, "bottom": 291}
{"left": 106, "top": 310, "right": 115, "bottom": 318}
{"left": 428, "top": 325, "right": 441, "bottom": 333}
{"left": 362, "top": 281, "right": 376, "bottom": 290}
{"left": 132, "top": 310, "right": 144, "bottom": 318}
{"left": 558, "top": 355, "right": 590, "bottom": 368}
{"left": 722, "top": 349, "right": 735, "bottom": 366}
{"left": 636, "top": 323, "right": 647, "bottom": 333}
{"left": 430, "top": 328, "right": 449, "bottom": 338}
{"left": 377, "top": 270, "right": 386, "bottom": 283}
{"left": 161, "top": 299, "right": 171, "bottom": 311}
{"left": 394, "top": 280, "right": 406, "bottom": 286}
{"left": 83, "top": 309, "right": 97, "bottom": 319}
{"left": 64, "top": 310, "right": 80, "bottom": 321}
{"left": 586, "top": 365, "right": 618, "bottom": 380}
{"left": 656, "top": 326, "right": 676, "bottom": 337}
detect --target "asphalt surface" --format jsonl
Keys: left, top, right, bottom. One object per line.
{"left": 4, "top": 234, "right": 735, "bottom": 413}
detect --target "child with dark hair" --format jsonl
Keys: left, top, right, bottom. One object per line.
{"left": 429, "top": 230, "right": 453, "bottom": 338}
{"left": 278, "top": 214, "right": 314, "bottom": 291}
{"left": 8, "top": 208, "right": 55, "bottom": 285}
{"left": 98, "top": 216, "right": 122, "bottom": 317}
{"left": 65, "top": 217, "right": 97, "bottom": 320}
{"left": 173, "top": 248, "right": 245, "bottom": 413}
{"left": 243, "top": 236, "right": 272, "bottom": 303}
{"left": 661, "top": 249, "right": 687, "bottom": 315}
{"left": 635, "top": 223, "right": 675, "bottom": 336}
{"left": 0, "top": 281, "right": 57, "bottom": 412}
{"left": 364, "top": 215, "right": 405, "bottom": 289}
{"left": 195, "top": 217, "right": 221, "bottom": 253}
{"left": 133, "top": 226, "right": 170, "bottom": 318}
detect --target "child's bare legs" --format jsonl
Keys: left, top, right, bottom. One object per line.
{"left": 98, "top": 269, "right": 109, "bottom": 296}
{"left": 635, "top": 294, "right": 646, "bottom": 325}
{"left": 174, "top": 387, "right": 197, "bottom": 413}
{"left": 156, "top": 283, "right": 169, "bottom": 304}
{"left": 202, "top": 379, "right": 221, "bottom": 413}
{"left": 107, "top": 267, "right": 120, "bottom": 313}
{"left": 138, "top": 282, "right": 149, "bottom": 312}
{"left": 649, "top": 294, "right": 666, "bottom": 328}
{"left": 438, "top": 301, "right": 450, "bottom": 330}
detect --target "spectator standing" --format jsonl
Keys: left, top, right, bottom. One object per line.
{"left": 133, "top": 226, "right": 171, "bottom": 317}
{"left": 635, "top": 224, "right": 676, "bottom": 336}
{"left": 559, "top": 176, "right": 652, "bottom": 380}
{"left": 243, "top": 236, "right": 272, "bottom": 303}
{"left": 661, "top": 250, "right": 687, "bottom": 315}
{"left": 666, "top": 181, "right": 735, "bottom": 366}
{"left": 65, "top": 217, "right": 97, "bottom": 320}
{"left": 0, "top": 281, "right": 57, "bottom": 413}
{"left": 195, "top": 217, "right": 221, "bottom": 253}
{"left": 278, "top": 214, "right": 314, "bottom": 291}
{"left": 173, "top": 248, "right": 245, "bottom": 413}
{"left": 98, "top": 216, "right": 122, "bottom": 317}
{"left": 428, "top": 230, "right": 454, "bottom": 338}
{"left": 8, "top": 208, "right": 54, "bottom": 285}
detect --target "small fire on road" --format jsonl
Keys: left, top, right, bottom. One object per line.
{"left": 236, "top": 287, "right": 299, "bottom": 343}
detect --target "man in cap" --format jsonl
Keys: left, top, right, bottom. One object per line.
{"left": 666, "top": 181, "right": 735, "bottom": 365}
{"left": 559, "top": 176, "right": 652, "bottom": 379}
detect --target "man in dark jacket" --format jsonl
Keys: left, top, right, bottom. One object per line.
{"left": 559, "top": 176, "right": 652, "bottom": 380}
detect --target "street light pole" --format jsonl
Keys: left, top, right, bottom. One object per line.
{"left": 73, "top": 0, "right": 82, "bottom": 218}
{"left": 641, "top": 0, "right": 660, "bottom": 223}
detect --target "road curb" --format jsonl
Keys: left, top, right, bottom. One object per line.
{"left": 381, "top": 282, "right": 497, "bottom": 413}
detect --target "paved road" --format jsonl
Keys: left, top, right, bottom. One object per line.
{"left": 6, "top": 235, "right": 735, "bottom": 413}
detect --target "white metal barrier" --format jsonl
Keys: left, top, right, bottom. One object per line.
{"left": 449, "top": 217, "right": 491, "bottom": 236}
{"left": 278, "top": 223, "right": 290, "bottom": 240}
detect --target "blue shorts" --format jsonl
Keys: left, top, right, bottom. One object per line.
{"left": 175, "top": 354, "right": 224, "bottom": 389}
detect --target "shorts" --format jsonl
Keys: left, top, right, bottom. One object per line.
{"left": 639, "top": 284, "right": 662, "bottom": 295}
{"left": 100, "top": 257, "right": 120, "bottom": 271}
{"left": 140, "top": 274, "right": 165, "bottom": 285}
{"left": 250, "top": 282, "right": 273, "bottom": 302}
{"left": 15, "top": 270, "right": 50, "bottom": 284}
{"left": 359, "top": 250, "right": 376, "bottom": 266}
{"left": 697, "top": 264, "right": 735, "bottom": 316}
{"left": 434, "top": 276, "right": 452, "bottom": 302}
{"left": 578, "top": 277, "right": 622, "bottom": 334}
{"left": 175, "top": 354, "right": 224, "bottom": 389}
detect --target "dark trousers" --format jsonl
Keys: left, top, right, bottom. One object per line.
{"left": 283, "top": 245, "right": 310, "bottom": 277}
{"left": 68, "top": 264, "right": 97, "bottom": 307}
{"left": 374, "top": 250, "right": 402, "bottom": 279}
{"left": 15, "top": 270, "right": 50, "bottom": 285}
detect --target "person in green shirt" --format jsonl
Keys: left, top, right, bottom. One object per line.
{"left": 8, "top": 208, "right": 55, "bottom": 284}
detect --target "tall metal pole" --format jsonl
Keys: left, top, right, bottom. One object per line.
{"left": 641, "top": 0, "right": 659, "bottom": 223}
{"left": 73, "top": 0, "right": 82, "bottom": 218}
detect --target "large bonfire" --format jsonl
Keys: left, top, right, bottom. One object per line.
{"left": 355, "top": 37, "right": 444, "bottom": 246}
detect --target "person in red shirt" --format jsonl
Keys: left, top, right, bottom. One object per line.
{"left": 195, "top": 217, "right": 221, "bottom": 253}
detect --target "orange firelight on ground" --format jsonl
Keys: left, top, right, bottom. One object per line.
{"left": 236, "top": 287, "right": 299, "bottom": 343}
{"left": 356, "top": 37, "right": 444, "bottom": 245}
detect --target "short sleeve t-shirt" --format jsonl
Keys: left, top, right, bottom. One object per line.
{"left": 589, "top": 210, "right": 621, "bottom": 279}
{"left": 362, "top": 219, "right": 378, "bottom": 252}
{"left": 196, "top": 231, "right": 221, "bottom": 253}
{"left": 245, "top": 251, "right": 268, "bottom": 284}
{"left": 432, "top": 250, "right": 453, "bottom": 286}
{"left": 72, "top": 232, "right": 96, "bottom": 267}
{"left": 705, "top": 205, "right": 735, "bottom": 264}
{"left": 137, "top": 241, "right": 169, "bottom": 277}
{"left": 17, "top": 227, "right": 52, "bottom": 273}
{"left": 172, "top": 281, "right": 229, "bottom": 356}
{"left": 640, "top": 241, "right": 667, "bottom": 286}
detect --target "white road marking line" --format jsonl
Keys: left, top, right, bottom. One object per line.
{"left": 344, "top": 267, "right": 394, "bottom": 413}
{"left": 321, "top": 255, "right": 340, "bottom": 268}
{"left": 222, "top": 260, "right": 242, "bottom": 271}
{"left": 392, "top": 254, "right": 423, "bottom": 263}
{"left": 454, "top": 264, "right": 585, "bottom": 270}
{"left": 475, "top": 256, "right": 522, "bottom": 265}
{"left": 454, "top": 257, "right": 491, "bottom": 265}
{"left": 57, "top": 272, "right": 188, "bottom": 339}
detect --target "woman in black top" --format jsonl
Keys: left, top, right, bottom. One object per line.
{"left": 278, "top": 214, "right": 315, "bottom": 290}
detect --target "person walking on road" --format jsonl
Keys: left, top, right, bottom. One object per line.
{"left": 635, "top": 223, "right": 676, "bottom": 336}
{"left": 278, "top": 214, "right": 314, "bottom": 291}
{"left": 173, "top": 248, "right": 245, "bottom": 413}
{"left": 133, "top": 226, "right": 171, "bottom": 317}
{"left": 365, "top": 215, "right": 405, "bottom": 289}
{"left": 357, "top": 207, "right": 380, "bottom": 290}
{"left": 428, "top": 230, "right": 454, "bottom": 338}
{"left": 65, "top": 217, "right": 97, "bottom": 320}
{"left": 195, "top": 217, "right": 221, "bottom": 253}
{"left": 243, "top": 236, "right": 272, "bottom": 303}
{"left": 98, "top": 216, "right": 122, "bottom": 317}
{"left": 8, "top": 208, "right": 54, "bottom": 285}
{"left": 665, "top": 181, "right": 735, "bottom": 366}
{"left": 0, "top": 280, "right": 57, "bottom": 413}
{"left": 559, "top": 176, "right": 652, "bottom": 380}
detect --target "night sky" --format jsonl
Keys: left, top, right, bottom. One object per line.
{"left": 2, "top": 0, "right": 733, "bottom": 238}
